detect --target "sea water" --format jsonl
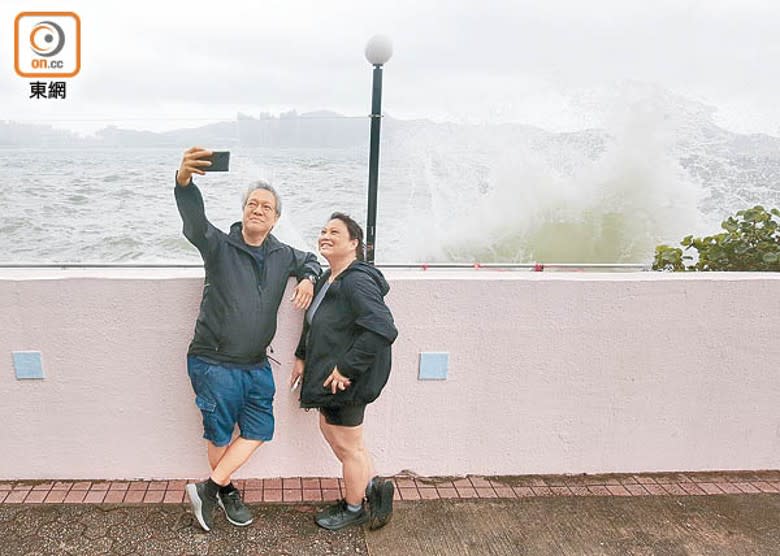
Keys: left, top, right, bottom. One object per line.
{"left": 2, "top": 96, "right": 778, "bottom": 265}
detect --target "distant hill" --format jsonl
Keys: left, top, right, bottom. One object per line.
{"left": 0, "top": 111, "right": 372, "bottom": 148}
{"left": 2, "top": 109, "right": 780, "bottom": 172}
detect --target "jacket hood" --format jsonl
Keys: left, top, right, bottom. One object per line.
{"left": 340, "top": 260, "right": 390, "bottom": 296}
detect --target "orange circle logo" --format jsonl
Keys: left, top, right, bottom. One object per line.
{"left": 29, "top": 20, "right": 65, "bottom": 57}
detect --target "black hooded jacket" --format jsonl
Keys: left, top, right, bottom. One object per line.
{"left": 296, "top": 261, "right": 398, "bottom": 408}
{"left": 175, "top": 180, "right": 321, "bottom": 365}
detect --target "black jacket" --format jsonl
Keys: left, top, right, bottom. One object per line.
{"left": 175, "top": 180, "right": 321, "bottom": 365}
{"left": 296, "top": 261, "right": 398, "bottom": 408}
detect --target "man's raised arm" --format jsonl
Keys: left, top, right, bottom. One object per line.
{"left": 174, "top": 146, "right": 216, "bottom": 256}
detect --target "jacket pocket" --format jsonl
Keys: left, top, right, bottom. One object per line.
{"left": 303, "top": 375, "right": 360, "bottom": 408}
{"left": 301, "top": 358, "right": 356, "bottom": 407}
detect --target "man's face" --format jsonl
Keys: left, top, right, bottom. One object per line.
{"left": 242, "top": 189, "right": 279, "bottom": 236}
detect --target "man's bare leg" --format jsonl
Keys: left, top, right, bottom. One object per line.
{"left": 210, "top": 437, "right": 264, "bottom": 486}
{"left": 207, "top": 442, "right": 228, "bottom": 472}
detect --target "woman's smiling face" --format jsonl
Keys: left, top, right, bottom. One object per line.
{"left": 318, "top": 218, "right": 358, "bottom": 263}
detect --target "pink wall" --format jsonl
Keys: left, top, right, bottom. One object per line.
{"left": 1, "top": 269, "right": 778, "bottom": 480}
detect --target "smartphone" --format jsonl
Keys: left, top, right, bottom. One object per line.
{"left": 202, "top": 151, "right": 230, "bottom": 172}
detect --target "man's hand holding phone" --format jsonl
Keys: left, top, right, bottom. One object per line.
{"left": 176, "top": 147, "right": 230, "bottom": 186}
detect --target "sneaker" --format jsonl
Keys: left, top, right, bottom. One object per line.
{"left": 315, "top": 499, "right": 345, "bottom": 522}
{"left": 218, "top": 489, "right": 254, "bottom": 526}
{"left": 366, "top": 476, "right": 394, "bottom": 530}
{"left": 185, "top": 481, "right": 218, "bottom": 532}
{"left": 315, "top": 499, "right": 369, "bottom": 531}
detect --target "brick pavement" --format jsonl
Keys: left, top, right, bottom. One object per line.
{"left": 2, "top": 470, "right": 778, "bottom": 506}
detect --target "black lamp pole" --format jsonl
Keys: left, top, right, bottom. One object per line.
{"left": 366, "top": 64, "right": 384, "bottom": 265}
{"left": 364, "top": 35, "right": 392, "bottom": 265}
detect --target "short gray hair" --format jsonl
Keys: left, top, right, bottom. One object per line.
{"left": 242, "top": 180, "right": 282, "bottom": 216}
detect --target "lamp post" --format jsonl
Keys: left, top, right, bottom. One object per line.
{"left": 364, "top": 35, "right": 392, "bottom": 265}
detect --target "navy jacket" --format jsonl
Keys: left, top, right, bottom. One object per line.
{"left": 296, "top": 261, "right": 398, "bottom": 407}
{"left": 175, "top": 180, "right": 321, "bottom": 365}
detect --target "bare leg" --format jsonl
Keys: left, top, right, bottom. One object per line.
{"left": 319, "top": 413, "right": 373, "bottom": 506}
{"left": 207, "top": 442, "right": 228, "bottom": 471}
{"left": 210, "top": 437, "right": 264, "bottom": 485}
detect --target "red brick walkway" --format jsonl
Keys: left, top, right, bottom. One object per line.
{"left": 1, "top": 471, "right": 778, "bottom": 505}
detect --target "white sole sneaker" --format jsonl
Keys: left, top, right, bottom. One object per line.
{"left": 217, "top": 495, "right": 254, "bottom": 527}
{"left": 185, "top": 483, "right": 211, "bottom": 532}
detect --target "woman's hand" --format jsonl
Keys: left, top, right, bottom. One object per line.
{"left": 289, "top": 358, "right": 305, "bottom": 390}
{"left": 323, "top": 367, "right": 351, "bottom": 394}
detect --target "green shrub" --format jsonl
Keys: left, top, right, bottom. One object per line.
{"left": 653, "top": 206, "right": 780, "bottom": 271}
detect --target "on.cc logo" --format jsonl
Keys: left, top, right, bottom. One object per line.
{"left": 15, "top": 12, "right": 80, "bottom": 78}
{"left": 29, "top": 20, "right": 66, "bottom": 57}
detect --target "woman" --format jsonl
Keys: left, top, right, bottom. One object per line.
{"left": 290, "top": 212, "right": 398, "bottom": 531}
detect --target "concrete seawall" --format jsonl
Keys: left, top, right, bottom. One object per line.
{"left": 1, "top": 268, "right": 778, "bottom": 480}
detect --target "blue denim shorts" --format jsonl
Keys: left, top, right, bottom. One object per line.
{"left": 187, "top": 355, "right": 275, "bottom": 447}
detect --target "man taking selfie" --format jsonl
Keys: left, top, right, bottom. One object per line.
{"left": 175, "top": 146, "right": 321, "bottom": 532}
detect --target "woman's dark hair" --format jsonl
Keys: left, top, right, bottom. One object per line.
{"left": 329, "top": 212, "right": 365, "bottom": 261}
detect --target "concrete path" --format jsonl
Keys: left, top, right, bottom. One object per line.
{"left": 1, "top": 494, "right": 778, "bottom": 555}
{"left": 367, "top": 495, "right": 780, "bottom": 555}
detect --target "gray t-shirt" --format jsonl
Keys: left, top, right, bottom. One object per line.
{"left": 306, "top": 281, "right": 331, "bottom": 325}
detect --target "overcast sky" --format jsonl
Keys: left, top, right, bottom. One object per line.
{"left": 2, "top": 0, "right": 779, "bottom": 135}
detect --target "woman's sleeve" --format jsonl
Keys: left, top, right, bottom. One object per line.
{"left": 336, "top": 275, "right": 398, "bottom": 379}
{"left": 336, "top": 329, "right": 391, "bottom": 379}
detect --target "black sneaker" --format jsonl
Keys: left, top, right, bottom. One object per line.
{"left": 218, "top": 489, "right": 254, "bottom": 526}
{"left": 366, "top": 476, "right": 394, "bottom": 530}
{"left": 185, "top": 481, "right": 218, "bottom": 532}
{"left": 315, "top": 499, "right": 369, "bottom": 531}
{"left": 315, "top": 499, "right": 345, "bottom": 522}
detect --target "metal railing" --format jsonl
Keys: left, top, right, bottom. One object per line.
{"left": 0, "top": 262, "right": 651, "bottom": 271}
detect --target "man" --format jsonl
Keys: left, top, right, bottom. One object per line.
{"left": 175, "top": 146, "right": 320, "bottom": 532}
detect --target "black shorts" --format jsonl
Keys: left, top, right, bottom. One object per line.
{"left": 320, "top": 404, "right": 366, "bottom": 427}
